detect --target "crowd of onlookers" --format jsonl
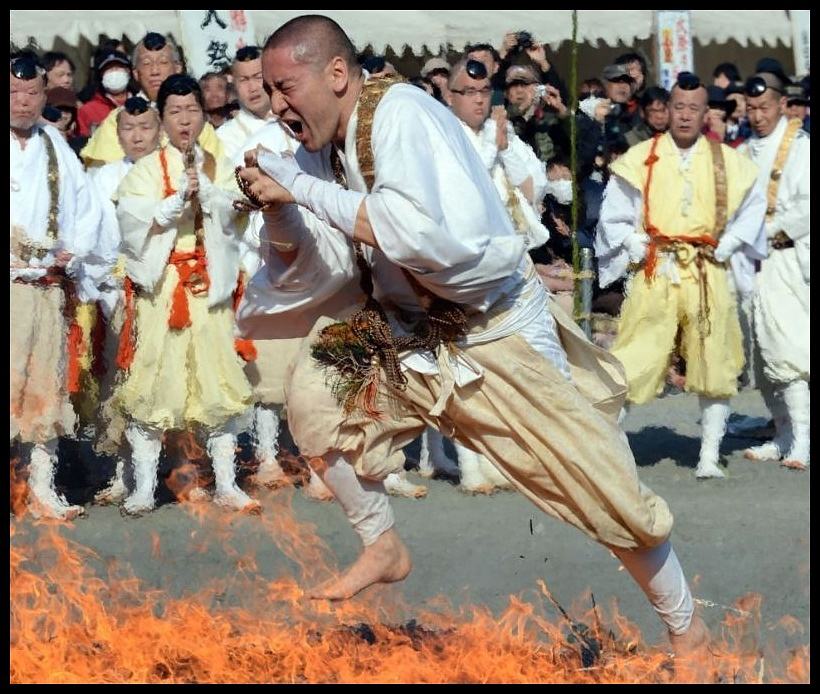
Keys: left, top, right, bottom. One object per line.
{"left": 22, "top": 35, "right": 812, "bottom": 306}
{"left": 9, "top": 29, "right": 811, "bottom": 514}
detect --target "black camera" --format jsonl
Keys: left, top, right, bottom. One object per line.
{"left": 515, "top": 31, "right": 534, "bottom": 50}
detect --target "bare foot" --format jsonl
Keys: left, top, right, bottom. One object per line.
{"left": 781, "top": 459, "right": 808, "bottom": 471}
{"left": 669, "top": 614, "right": 710, "bottom": 656}
{"left": 668, "top": 614, "right": 715, "bottom": 681}
{"left": 307, "top": 528, "right": 412, "bottom": 600}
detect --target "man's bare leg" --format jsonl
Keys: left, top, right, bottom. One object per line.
{"left": 306, "top": 452, "right": 412, "bottom": 600}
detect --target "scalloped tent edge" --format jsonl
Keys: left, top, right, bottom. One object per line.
{"left": 10, "top": 9, "right": 796, "bottom": 54}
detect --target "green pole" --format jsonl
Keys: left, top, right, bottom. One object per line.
{"left": 569, "top": 10, "right": 581, "bottom": 324}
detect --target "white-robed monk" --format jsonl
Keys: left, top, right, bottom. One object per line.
{"left": 216, "top": 45, "right": 273, "bottom": 162}
{"left": 87, "top": 96, "right": 162, "bottom": 504}
{"left": 417, "top": 56, "right": 557, "bottom": 494}
{"left": 237, "top": 15, "right": 709, "bottom": 659}
{"left": 739, "top": 72, "right": 810, "bottom": 469}
{"left": 10, "top": 55, "right": 104, "bottom": 520}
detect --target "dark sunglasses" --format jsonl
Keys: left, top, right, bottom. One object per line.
{"left": 744, "top": 75, "right": 783, "bottom": 97}
{"left": 143, "top": 32, "right": 167, "bottom": 51}
{"left": 124, "top": 96, "right": 151, "bottom": 115}
{"left": 465, "top": 59, "right": 488, "bottom": 80}
{"left": 10, "top": 56, "right": 44, "bottom": 80}
{"left": 676, "top": 71, "right": 704, "bottom": 91}
{"left": 235, "top": 45, "right": 260, "bottom": 62}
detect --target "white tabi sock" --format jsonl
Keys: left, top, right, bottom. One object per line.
{"left": 613, "top": 540, "right": 695, "bottom": 636}
{"left": 317, "top": 452, "right": 395, "bottom": 546}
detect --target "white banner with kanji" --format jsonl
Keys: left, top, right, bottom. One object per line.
{"left": 178, "top": 10, "right": 256, "bottom": 79}
{"left": 655, "top": 10, "right": 694, "bottom": 91}
{"left": 790, "top": 9, "right": 810, "bottom": 76}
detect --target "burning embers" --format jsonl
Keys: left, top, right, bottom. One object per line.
{"left": 9, "top": 491, "right": 810, "bottom": 684}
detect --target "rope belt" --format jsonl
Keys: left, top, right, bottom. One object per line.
{"left": 304, "top": 80, "right": 470, "bottom": 417}
{"left": 640, "top": 134, "right": 729, "bottom": 350}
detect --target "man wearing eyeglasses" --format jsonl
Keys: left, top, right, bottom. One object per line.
{"left": 424, "top": 56, "right": 550, "bottom": 494}
{"left": 216, "top": 47, "right": 274, "bottom": 161}
{"left": 596, "top": 72, "right": 767, "bottom": 480}
{"left": 10, "top": 55, "right": 104, "bottom": 520}
{"left": 81, "top": 32, "right": 223, "bottom": 169}
{"left": 738, "top": 72, "right": 810, "bottom": 470}
{"left": 235, "top": 16, "right": 711, "bottom": 660}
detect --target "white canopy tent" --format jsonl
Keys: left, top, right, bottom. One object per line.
{"left": 10, "top": 9, "right": 797, "bottom": 53}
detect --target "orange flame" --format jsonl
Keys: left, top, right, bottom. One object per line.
{"left": 9, "top": 489, "right": 810, "bottom": 684}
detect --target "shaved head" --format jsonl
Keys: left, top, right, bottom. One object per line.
{"left": 264, "top": 15, "right": 360, "bottom": 74}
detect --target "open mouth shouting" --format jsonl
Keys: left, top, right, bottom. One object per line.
{"left": 281, "top": 118, "right": 304, "bottom": 142}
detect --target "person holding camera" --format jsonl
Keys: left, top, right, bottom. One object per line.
{"left": 498, "top": 30, "right": 567, "bottom": 103}
{"left": 576, "top": 64, "right": 642, "bottom": 180}
{"left": 503, "top": 64, "right": 570, "bottom": 165}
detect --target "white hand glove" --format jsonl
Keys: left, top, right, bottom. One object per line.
{"left": 258, "top": 150, "right": 365, "bottom": 238}
{"left": 257, "top": 150, "right": 303, "bottom": 191}
{"left": 10, "top": 266, "right": 48, "bottom": 281}
{"left": 197, "top": 171, "right": 216, "bottom": 198}
{"left": 154, "top": 176, "right": 188, "bottom": 228}
{"left": 623, "top": 232, "right": 650, "bottom": 264}
{"left": 713, "top": 234, "right": 744, "bottom": 263}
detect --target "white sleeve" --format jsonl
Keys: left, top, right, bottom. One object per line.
{"left": 59, "top": 148, "right": 104, "bottom": 264}
{"left": 770, "top": 137, "right": 810, "bottom": 242}
{"left": 595, "top": 175, "right": 642, "bottom": 287}
{"left": 499, "top": 126, "right": 548, "bottom": 203}
{"left": 236, "top": 205, "right": 359, "bottom": 338}
{"left": 724, "top": 184, "right": 768, "bottom": 297}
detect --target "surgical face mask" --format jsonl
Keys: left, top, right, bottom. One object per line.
{"left": 550, "top": 178, "right": 573, "bottom": 205}
{"left": 102, "top": 69, "right": 130, "bottom": 94}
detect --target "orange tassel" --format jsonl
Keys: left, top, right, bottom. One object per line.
{"left": 232, "top": 273, "right": 256, "bottom": 361}
{"left": 116, "top": 277, "right": 137, "bottom": 370}
{"left": 168, "top": 278, "right": 191, "bottom": 330}
{"left": 91, "top": 301, "right": 107, "bottom": 378}
{"left": 234, "top": 338, "right": 257, "bottom": 362}
{"left": 66, "top": 320, "right": 84, "bottom": 394}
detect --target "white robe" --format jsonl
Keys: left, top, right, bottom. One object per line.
{"left": 10, "top": 124, "right": 104, "bottom": 300}
{"left": 740, "top": 117, "right": 810, "bottom": 383}
{"left": 217, "top": 107, "right": 271, "bottom": 163}
{"left": 240, "top": 83, "right": 569, "bottom": 383}
{"left": 87, "top": 158, "right": 132, "bottom": 315}
{"left": 232, "top": 120, "right": 362, "bottom": 339}
{"left": 459, "top": 118, "right": 550, "bottom": 250}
